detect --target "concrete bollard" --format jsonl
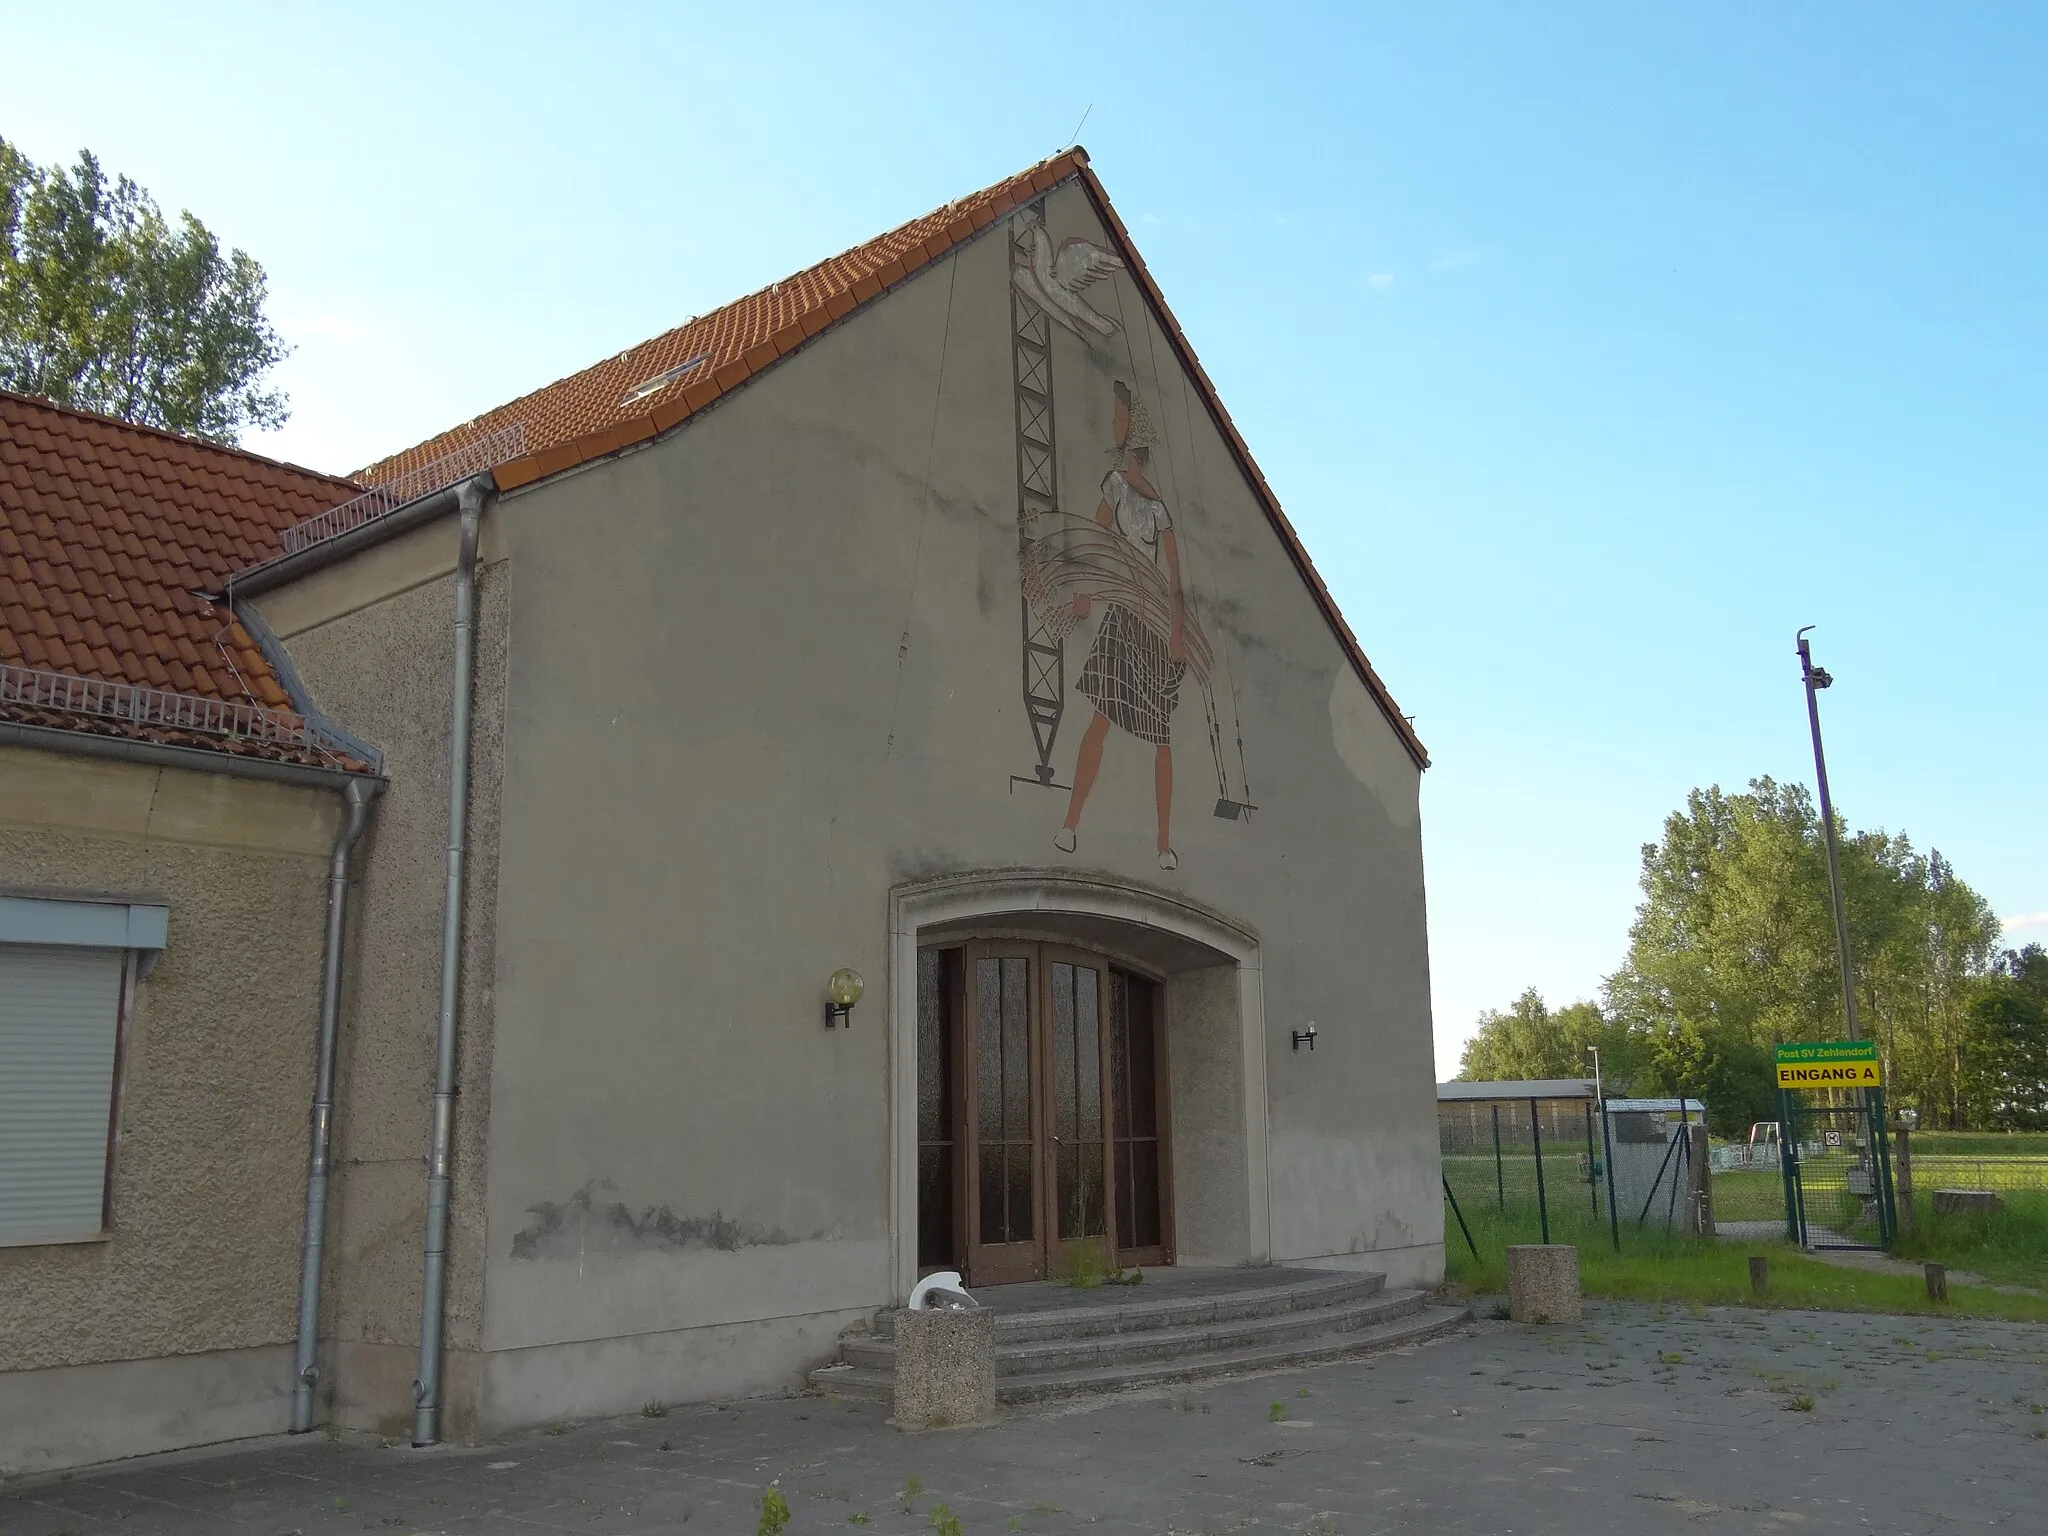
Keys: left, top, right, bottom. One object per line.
{"left": 1749, "top": 1256, "right": 1770, "bottom": 1293}
{"left": 1924, "top": 1263, "right": 1948, "bottom": 1302}
{"left": 891, "top": 1307, "right": 997, "bottom": 1431}
{"left": 1505, "top": 1244, "right": 1581, "bottom": 1324}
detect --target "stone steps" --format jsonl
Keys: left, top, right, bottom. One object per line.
{"left": 808, "top": 1268, "right": 1469, "bottom": 1406}
{"left": 870, "top": 1268, "right": 1388, "bottom": 1344}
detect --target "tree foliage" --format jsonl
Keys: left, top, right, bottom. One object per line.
{"left": 0, "top": 136, "right": 287, "bottom": 443}
{"left": 1962, "top": 946, "right": 2048, "bottom": 1130}
{"left": 1457, "top": 988, "right": 1647, "bottom": 1090}
{"left": 1464, "top": 777, "right": 2018, "bottom": 1134}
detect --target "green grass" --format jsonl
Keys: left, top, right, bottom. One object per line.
{"left": 1893, "top": 1189, "right": 2048, "bottom": 1290}
{"left": 1444, "top": 1200, "right": 2048, "bottom": 1323}
{"left": 1911, "top": 1131, "right": 2048, "bottom": 1157}
{"left": 1709, "top": 1167, "right": 1788, "bottom": 1220}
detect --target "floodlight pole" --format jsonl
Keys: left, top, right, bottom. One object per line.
{"left": 1796, "top": 627, "right": 1860, "bottom": 1043}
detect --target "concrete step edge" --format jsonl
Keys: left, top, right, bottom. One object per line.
{"left": 812, "top": 1305, "right": 1469, "bottom": 1406}
{"left": 873, "top": 1269, "right": 1387, "bottom": 1342}
{"left": 995, "top": 1304, "right": 1472, "bottom": 1402}
{"left": 993, "top": 1290, "right": 1432, "bottom": 1373}
{"left": 805, "top": 1364, "right": 892, "bottom": 1402}
{"left": 842, "top": 1289, "right": 1430, "bottom": 1373}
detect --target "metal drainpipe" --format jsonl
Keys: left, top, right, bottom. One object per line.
{"left": 413, "top": 477, "right": 489, "bottom": 1447}
{"left": 290, "top": 774, "right": 380, "bottom": 1432}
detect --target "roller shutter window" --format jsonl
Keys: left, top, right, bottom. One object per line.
{"left": 0, "top": 943, "right": 127, "bottom": 1244}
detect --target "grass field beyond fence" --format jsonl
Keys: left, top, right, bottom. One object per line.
{"left": 1443, "top": 1199, "right": 2048, "bottom": 1323}
{"left": 1443, "top": 1115, "right": 2047, "bottom": 1320}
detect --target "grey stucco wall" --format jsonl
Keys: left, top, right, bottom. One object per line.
{"left": 266, "top": 560, "right": 507, "bottom": 1437}
{"left": 0, "top": 745, "right": 339, "bottom": 1468}
{"left": 468, "top": 176, "right": 1440, "bottom": 1419}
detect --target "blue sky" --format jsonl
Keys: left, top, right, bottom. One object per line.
{"left": 10, "top": 3, "right": 2043, "bottom": 1075}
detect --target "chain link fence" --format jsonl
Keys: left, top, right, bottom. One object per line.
{"left": 1439, "top": 1084, "right": 1711, "bottom": 1260}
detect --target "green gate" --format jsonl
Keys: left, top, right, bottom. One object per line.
{"left": 1777, "top": 1089, "right": 1897, "bottom": 1250}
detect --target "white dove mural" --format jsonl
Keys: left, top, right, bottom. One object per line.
{"left": 1010, "top": 205, "right": 1124, "bottom": 340}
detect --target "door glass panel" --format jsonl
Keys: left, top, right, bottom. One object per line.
{"left": 1001, "top": 958, "right": 1030, "bottom": 1149}
{"left": 915, "top": 949, "right": 955, "bottom": 1268}
{"left": 1110, "top": 969, "right": 1163, "bottom": 1252}
{"left": 1077, "top": 966, "right": 1101, "bottom": 1142}
{"left": 1051, "top": 961, "right": 1107, "bottom": 1240}
{"left": 975, "top": 956, "right": 1035, "bottom": 1246}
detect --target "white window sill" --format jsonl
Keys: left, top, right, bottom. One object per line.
{"left": 0, "top": 1230, "right": 112, "bottom": 1249}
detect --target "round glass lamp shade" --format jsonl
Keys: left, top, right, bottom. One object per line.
{"left": 827, "top": 967, "right": 866, "bottom": 1008}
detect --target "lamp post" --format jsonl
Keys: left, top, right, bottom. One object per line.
{"left": 1796, "top": 627, "right": 1860, "bottom": 1043}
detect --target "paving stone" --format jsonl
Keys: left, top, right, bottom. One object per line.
{"left": 3, "top": 1302, "right": 2045, "bottom": 1533}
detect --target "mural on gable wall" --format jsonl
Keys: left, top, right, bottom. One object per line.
{"left": 1006, "top": 201, "right": 1256, "bottom": 869}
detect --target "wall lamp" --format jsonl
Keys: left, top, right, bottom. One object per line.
{"left": 1291, "top": 1024, "right": 1317, "bottom": 1052}
{"left": 825, "top": 967, "right": 865, "bottom": 1029}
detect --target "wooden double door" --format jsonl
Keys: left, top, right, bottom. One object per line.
{"left": 915, "top": 941, "right": 1171, "bottom": 1286}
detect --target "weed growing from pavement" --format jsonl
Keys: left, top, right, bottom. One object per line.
{"left": 1268, "top": 1401, "right": 1286, "bottom": 1421}
{"left": 641, "top": 1400, "right": 668, "bottom": 1417}
{"left": 928, "top": 1504, "right": 964, "bottom": 1536}
{"left": 758, "top": 1485, "right": 791, "bottom": 1535}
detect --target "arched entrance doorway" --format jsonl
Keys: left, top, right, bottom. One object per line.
{"left": 914, "top": 940, "right": 1169, "bottom": 1285}
{"left": 888, "top": 873, "right": 1269, "bottom": 1296}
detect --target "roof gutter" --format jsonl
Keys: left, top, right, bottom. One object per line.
{"left": 0, "top": 719, "right": 378, "bottom": 792}
{"left": 412, "top": 476, "right": 490, "bottom": 1447}
{"left": 219, "top": 474, "right": 496, "bottom": 604}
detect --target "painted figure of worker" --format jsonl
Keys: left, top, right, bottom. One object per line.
{"left": 1054, "top": 381, "right": 1188, "bottom": 870}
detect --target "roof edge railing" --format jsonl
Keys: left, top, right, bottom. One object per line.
{"left": 0, "top": 661, "right": 371, "bottom": 769}
{"left": 280, "top": 424, "right": 527, "bottom": 555}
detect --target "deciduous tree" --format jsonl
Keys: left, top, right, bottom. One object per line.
{"left": 1, "top": 136, "right": 287, "bottom": 443}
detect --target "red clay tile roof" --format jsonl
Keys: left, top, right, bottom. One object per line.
{"left": 357, "top": 152, "right": 1095, "bottom": 493}
{"left": 0, "top": 389, "right": 369, "bottom": 768}
{"left": 358, "top": 149, "right": 1428, "bottom": 768}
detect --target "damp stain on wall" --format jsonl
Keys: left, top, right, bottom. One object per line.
{"left": 509, "top": 1180, "right": 806, "bottom": 1260}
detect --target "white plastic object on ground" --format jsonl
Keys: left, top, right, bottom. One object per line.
{"left": 907, "top": 1270, "right": 978, "bottom": 1310}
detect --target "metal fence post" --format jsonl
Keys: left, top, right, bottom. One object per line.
{"left": 1666, "top": 1099, "right": 1691, "bottom": 1230}
{"left": 1443, "top": 1175, "right": 1480, "bottom": 1259}
{"left": 1599, "top": 1094, "right": 1620, "bottom": 1251}
{"left": 1870, "top": 1088, "right": 1897, "bottom": 1247}
{"left": 1491, "top": 1103, "right": 1504, "bottom": 1212}
{"left": 1777, "top": 1087, "right": 1803, "bottom": 1246}
{"left": 1584, "top": 1101, "right": 1599, "bottom": 1217}
{"left": 1895, "top": 1124, "right": 1915, "bottom": 1237}
{"left": 1529, "top": 1096, "right": 1550, "bottom": 1244}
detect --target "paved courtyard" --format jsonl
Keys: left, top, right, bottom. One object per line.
{"left": 3, "top": 1301, "right": 2045, "bottom": 1534}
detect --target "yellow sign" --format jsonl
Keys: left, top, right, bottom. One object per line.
{"left": 1774, "top": 1040, "right": 1882, "bottom": 1090}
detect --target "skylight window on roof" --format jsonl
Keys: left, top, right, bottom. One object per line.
{"left": 620, "top": 353, "right": 711, "bottom": 408}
